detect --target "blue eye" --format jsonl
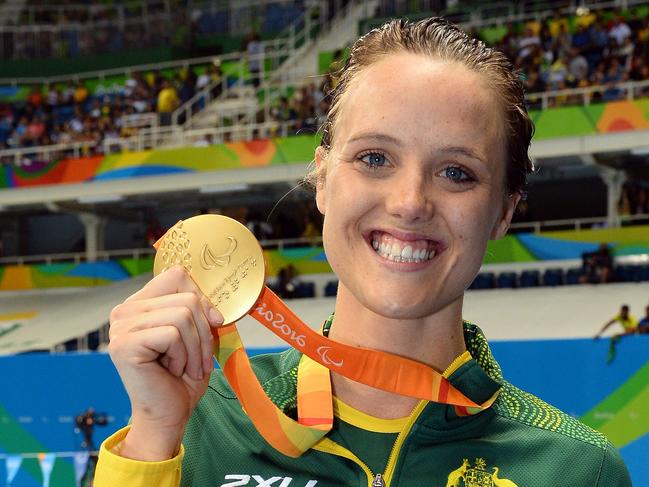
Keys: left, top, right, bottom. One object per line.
{"left": 360, "top": 152, "right": 387, "bottom": 169}
{"left": 443, "top": 166, "right": 473, "bottom": 183}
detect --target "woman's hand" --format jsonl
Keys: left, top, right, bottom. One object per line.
{"left": 107, "top": 266, "right": 223, "bottom": 460}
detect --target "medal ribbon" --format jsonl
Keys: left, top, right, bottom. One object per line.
{"left": 153, "top": 224, "right": 498, "bottom": 458}
{"left": 211, "top": 286, "right": 499, "bottom": 457}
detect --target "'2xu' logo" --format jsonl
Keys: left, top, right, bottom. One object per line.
{"left": 219, "top": 475, "right": 317, "bottom": 486}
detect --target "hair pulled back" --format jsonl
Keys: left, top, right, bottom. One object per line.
{"left": 312, "top": 17, "right": 534, "bottom": 195}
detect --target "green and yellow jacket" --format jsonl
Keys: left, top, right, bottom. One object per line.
{"left": 95, "top": 323, "right": 631, "bottom": 487}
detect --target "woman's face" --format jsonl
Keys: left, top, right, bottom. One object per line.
{"left": 316, "top": 52, "right": 519, "bottom": 320}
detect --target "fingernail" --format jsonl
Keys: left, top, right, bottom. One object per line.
{"left": 209, "top": 307, "right": 223, "bottom": 325}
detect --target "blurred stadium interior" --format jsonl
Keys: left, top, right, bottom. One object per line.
{"left": 0, "top": 0, "right": 649, "bottom": 485}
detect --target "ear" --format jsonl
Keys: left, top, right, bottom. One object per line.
{"left": 490, "top": 192, "right": 521, "bottom": 240}
{"left": 314, "top": 146, "right": 328, "bottom": 215}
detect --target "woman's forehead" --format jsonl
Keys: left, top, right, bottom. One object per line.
{"left": 333, "top": 53, "right": 505, "bottom": 157}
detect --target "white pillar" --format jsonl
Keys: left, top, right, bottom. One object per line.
{"left": 597, "top": 167, "right": 626, "bottom": 228}
{"left": 78, "top": 214, "right": 104, "bottom": 262}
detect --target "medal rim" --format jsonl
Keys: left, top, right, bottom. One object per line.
{"left": 153, "top": 214, "right": 266, "bottom": 324}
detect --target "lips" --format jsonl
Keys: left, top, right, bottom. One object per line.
{"left": 369, "top": 230, "right": 441, "bottom": 263}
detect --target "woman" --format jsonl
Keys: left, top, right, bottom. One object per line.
{"left": 95, "top": 18, "right": 630, "bottom": 486}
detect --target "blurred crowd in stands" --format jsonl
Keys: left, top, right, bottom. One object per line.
{"left": 488, "top": 9, "right": 649, "bottom": 106}
{"left": 1, "top": 7, "right": 649, "bottom": 163}
{"left": 2, "top": 1, "right": 304, "bottom": 60}
{"left": 0, "top": 62, "right": 224, "bottom": 162}
{"left": 619, "top": 182, "right": 649, "bottom": 216}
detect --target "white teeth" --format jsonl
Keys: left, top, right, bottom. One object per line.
{"left": 401, "top": 245, "right": 413, "bottom": 259}
{"left": 371, "top": 235, "right": 436, "bottom": 263}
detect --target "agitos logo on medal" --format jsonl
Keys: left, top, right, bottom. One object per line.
{"left": 446, "top": 458, "right": 518, "bottom": 487}
{"left": 201, "top": 237, "right": 238, "bottom": 270}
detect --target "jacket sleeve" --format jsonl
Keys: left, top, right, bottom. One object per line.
{"left": 93, "top": 426, "right": 184, "bottom": 487}
{"left": 596, "top": 442, "right": 632, "bottom": 487}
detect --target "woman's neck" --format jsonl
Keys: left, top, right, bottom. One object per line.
{"left": 328, "top": 285, "right": 467, "bottom": 419}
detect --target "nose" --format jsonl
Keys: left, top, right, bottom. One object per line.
{"left": 384, "top": 166, "right": 434, "bottom": 223}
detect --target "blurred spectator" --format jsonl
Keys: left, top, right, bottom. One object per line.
{"left": 580, "top": 242, "right": 613, "bottom": 284}
{"left": 157, "top": 79, "right": 180, "bottom": 125}
{"left": 595, "top": 303, "right": 640, "bottom": 363}
{"left": 594, "top": 304, "right": 638, "bottom": 339}
{"left": 275, "top": 264, "right": 301, "bottom": 299}
{"left": 638, "top": 305, "right": 649, "bottom": 334}
{"left": 27, "top": 86, "right": 44, "bottom": 109}
{"left": 145, "top": 218, "right": 164, "bottom": 247}
{"left": 73, "top": 82, "right": 90, "bottom": 106}
{"left": 620, "top": 182, "right": 649, "bottom": 215}
{"left": 246, "top": 211, "right": 274, "bottom": 241}
{"left": 568, "top": 48, "right": 589, "bottom": 85}
{"left": 609, "top": 15, "right": 632, "bottom": 46}
{"left": 245, "top": 32, "right": 263, "bottom": 88}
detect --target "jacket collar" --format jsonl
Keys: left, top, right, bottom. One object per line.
{"left": 263, "top": 319, "right": 503, "bottom": 433}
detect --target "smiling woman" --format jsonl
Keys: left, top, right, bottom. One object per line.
{"left": 94, "top": 18, "right": 631, "bottom": 487}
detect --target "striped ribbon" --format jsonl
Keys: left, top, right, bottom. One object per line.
{"left": 212, "top": 286, "right": 499, "bottom": 457}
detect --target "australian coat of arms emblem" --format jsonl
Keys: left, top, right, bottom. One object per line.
{"left": 446, "top": 458, "right": 518, "bottom": 487}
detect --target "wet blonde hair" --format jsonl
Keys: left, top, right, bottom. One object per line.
{"left": 309, "top": 17, "right": 534, "bottom": 195}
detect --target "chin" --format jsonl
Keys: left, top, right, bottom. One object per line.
{"left": 361, "top": 290, "right": 453, "bottom": 321}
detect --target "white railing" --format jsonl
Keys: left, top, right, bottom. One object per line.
{"left": 2, "top": 75, "right": 647, "bottom": 165}
{"left": 0, "top": 141, "right": 101, "bottom": 167}
{"left": 101, "top": 118, "right": 314, "bottom": 154}
{"left": 3, "top": 215, "right": 649, "bottom": 267}
{"left": 0, "top": 46, "right": 281, "bottom": 86}
{"left": 0, "top": 0, "right": 170, "bottom": 25}
{"left": 0, "top": 236, "right": 324, "bottom": 267}
{"left": 120, "top": 112, "right": 159, "bottom": 130}
{"left": 510, "top": 213, "right": 649, "bottom": 233}
{"left": 0, "top": 247, "right": 156, "bottom": 266}
{"left": 171, "top": 77, "right": 226, "bottom": 127}
{"left": 527, "top": 79, "right": 649, "bottom": 111}
{"left": 0, "top": 0, "right": 330, "bottom": 84}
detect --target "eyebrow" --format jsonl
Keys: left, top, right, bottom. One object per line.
{"left": 346, "top": 132, "right": 404, "bottom": 147}
{"left": 436, "top": 145, "right": 487, "bottom": 164}
{"left": 346, "top": 133, "right": 487, "bottom": 164}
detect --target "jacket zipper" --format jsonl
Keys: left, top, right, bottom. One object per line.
{"left": 312, "top": 438, "right": 377, "bottom": 487}
{"left": 372, "top": 473, "right": 385, "bottom": 486}
{"left": 379, "top": 400, "right": 428, "bottom": 485}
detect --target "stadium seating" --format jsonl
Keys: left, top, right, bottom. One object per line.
{"left": 2, "top": 2, "right": 649, "bottom": 164}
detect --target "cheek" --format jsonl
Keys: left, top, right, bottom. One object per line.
{"left": 448, "top": 197, "right": 498, "bottom": 248}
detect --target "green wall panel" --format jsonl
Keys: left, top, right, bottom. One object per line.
{"left": 273, "top": 134, "right": 320, "bottom": 164}
{"left": 534, "top": 106, "right": 597, "bottom": 139}
{"left": 119, "top": 256, "right": 154, "bottom": 276}
{"left": 0, "top": 47, "right": 173, "bottom": 78}
{"left": 581, "top": 361, "right": 649, "bottom": 448}
{"left": 484, "top": 235, "right": 537, "bottom": 264}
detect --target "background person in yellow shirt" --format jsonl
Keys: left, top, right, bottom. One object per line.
{"left": 595, "top": 304, "right": 638, "bottom": 338}
{"left": 157, "top": 79, "right": 180, "bottom": 125}
{"left": 595, "top": 304, "right": 639, "bottom": 364}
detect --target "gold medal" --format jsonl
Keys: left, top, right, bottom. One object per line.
{"left": 153, "top": 214, "right": 266, "bottom": 325}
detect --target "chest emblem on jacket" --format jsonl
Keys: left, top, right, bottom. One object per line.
{"left": 446, "top": 458, "right": 518, "bottom": 487}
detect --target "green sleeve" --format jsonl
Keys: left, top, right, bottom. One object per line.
{"left": 597, "top": 442, "right": 632, "bottom": 487}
